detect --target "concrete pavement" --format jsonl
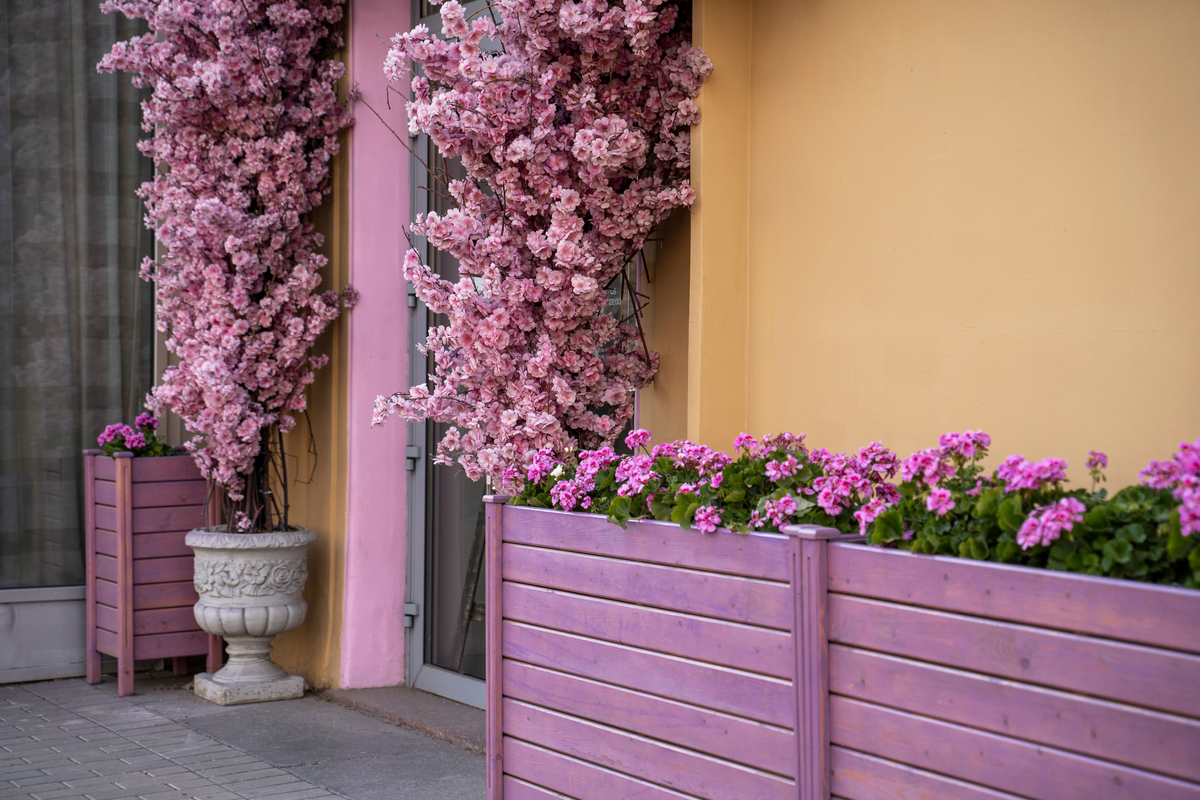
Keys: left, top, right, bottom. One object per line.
{"left": 0, "top": 677, "right": 484, "bottom": 800}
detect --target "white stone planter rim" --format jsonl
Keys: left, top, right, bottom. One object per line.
{"left": 186, "top": 528, "right": 316, "bottom": 549}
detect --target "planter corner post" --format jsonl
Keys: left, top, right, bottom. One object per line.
{"left": 783, "top": 524, "right": 840, "bottom": 800}
{"left": 483, "top": 495, "right": 510, "bottom": 800}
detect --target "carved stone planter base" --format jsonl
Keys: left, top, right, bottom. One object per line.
{"left": 194, "top": 672, "right": 305, "bottom": 705}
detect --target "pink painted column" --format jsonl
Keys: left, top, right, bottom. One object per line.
{"left": 339, "top": 0, "right": 411, "bottom": 688}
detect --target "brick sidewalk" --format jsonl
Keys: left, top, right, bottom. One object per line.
{"left": 0, "top": 681, "right": 340, "bottom": 800}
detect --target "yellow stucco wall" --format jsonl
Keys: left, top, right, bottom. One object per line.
{"left": 639, "top": 209, "right": 691, "bottom": 443}
{"left": 270, "top": 89, "right": 351, "bottom": 690}
{"left": 688, "top": 0, "right": 1200, "bottom": 488}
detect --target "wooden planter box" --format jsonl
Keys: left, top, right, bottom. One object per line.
{"left": 484, "top": 497, "right": 1200, "bottom": 800}
{"left": 83, "top": 450, "right": 223, "bottom": 696}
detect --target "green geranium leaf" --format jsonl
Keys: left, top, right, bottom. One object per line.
{"left": 873, "top": 509, "right": 904, "bottom": 543}
{"left": 972, "top": 488, "right": 1002, "bottom": 518}
{"left": 997, "top": 496, "right": 1025, "bottom": 532}
{"left": 607, "top": 496, "right": 632, "bottom": 529}
{"left": 1102, "top": 538, "right": 1133, "bottom": 565}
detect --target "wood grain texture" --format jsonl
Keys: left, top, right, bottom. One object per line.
{"left": 502, "top": 505, "right": 790, "bottom": 581}
{"left": 133, "top": 631, "right": 210, "bottom": 660}
{"left": 94, "top": 457, "right": 116, "bottom": 480}
{"left": 97, "top": 606, "right": 199, "bottom": 638}
{"left": 96, "top": 479, "right": 207, "bottom": 508}
{"left": 831, "top": 746, "right": 1027, "bottom": 800}
{"left": 503, "top": 621, "right": 794, "bottom": 728}
{"left": 115, "top": 455, "right": 134, "bottom": 696}
{"left": 795, "top": 535, "right": 831, "bottom": 800}
{"left": 94, "top": 504, "right": 207, "bottom": 534}
{"left": 504, "top": 738, "right": 701, "bottom": 800}
{"left": 84, "top": 452, "right": 101, "bottom": 685}
{"left": 100, "top": 579, "right": 203, "bottom": 612}
{"left": 829, "top": 593, "right": 1200, "bottom": 719}
{"left": 131, "top": 455, "right": 204, "bottom": 483}
{"left": 503, "top": 660, "right": 794, "bottom": 777}
{"left": 831, "top": 695, "right": 1200, "bottom": 800}
{"left": 830, "top": 644, "right": 1200, "bottom": 782}
{"left": 502, "top": 776, "right": 573, "bottom": 800}
{"left": 503, "top": 544, "right": 791, "bottom": 629}
{"left": 131, "top": 556, "right": 194, "bottom": 585}
{"left": 828, "top": 543, "right": 1200, "bottom": 654}
{"left": 97, "top": 528, "right": 199, "bottom": 559}
{"left": 503, "top": 698, "right": 794, "bottom": 800}
{"left": 487, "top": 497, "right": 507, "bottom": 800}
{"left": 502, "top": 582, "right": 793, "bottom": 679}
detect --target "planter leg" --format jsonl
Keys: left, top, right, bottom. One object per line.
{"left": 85, "top": 648, "right": 102, "bottom": 685}
{"left": 117, "top": 650, "right": 134, "bottom": 697}
{"left": 206, "top": 634, "right": 223, "bottom": 674}
{"left": 172, "top": 657, "right": 189, "bottom": 676}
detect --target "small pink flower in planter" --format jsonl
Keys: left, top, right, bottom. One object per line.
{"left": 926, "top": 487, "right": 956, "bottom": 516}
{"left": 693, "top": 506, "right": 722, "bottom": 534}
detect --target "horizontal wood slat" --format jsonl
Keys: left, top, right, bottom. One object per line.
{"left": 828, "top": 593, "right": 1200, "bottom": 719}
{"left": 133, "top": 631, "right": 210, "bottom": 660}
{"left": 96, "top": 554, "right": 118, "bottom": 583}
{"left": 96, "top": 579, "right": 118, "bottom": 607}
{"left": 95, "top": 479, "right": 207, "bottom": 509}
{"left": 95, "top": 628, "right": 119, "bottom": 657}
{"left": 831, "top": 695, "right": 1200, "bottom": 800}
{"left": 132, "top": 557, "right": 194, "bottom": 585}
{"left": 504, "top": 621, "right": 793, "bottom": 728}
{"left": 831, "top": 746, "right": 1027, "bottom": 800}
{"left": 502, "top": 776, "right": 573, "bottom": 800}
{"left": 503, "top": 582, "right": 793, "bottom": 679}
{"left": 503, "top": 698, "right": 794, "bottom": 800}
{"left": 131, "top": 456, "right": 203, "bottom": 483}
{"left": 829, "top": 644, "right": 1200, "bottom": 782}
{"left": 503, "top": 506, "right": 790, "bottom": 581}
{"left": 96, "top": 530, "right": 196, "bottom": 560}
{"left": 828, "top": 543, "right": 1200, "bottom": 654}
{"left": 95, "top": 504, "right": 206, "bottom": 535}
{"left": 503, "top": 545, "right": 791, "bottom": 629}
{"left": 96, "top": 605, "right": 199, "bottom": 637}
{"left": 134, "top": 581, "right": 198, "bottom": 610}
{"left": 504, "top": 661, "right": 794, "bottom": 777}
{"left": 504, "top": 738, "right": 701, "bottom": 800}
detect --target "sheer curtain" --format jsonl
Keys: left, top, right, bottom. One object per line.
{"left": 0, "top": 2, "right": 154, "bottom": 588}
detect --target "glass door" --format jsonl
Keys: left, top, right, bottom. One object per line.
{"left": 405, "top": 0, "right": 492, "bottom": 708}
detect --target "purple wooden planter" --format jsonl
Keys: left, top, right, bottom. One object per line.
{"left": 83, "top": 450, "right": 223, "bottom": 696}
{"left": 484, "top": 498, "right": 1200, "bottom": 800}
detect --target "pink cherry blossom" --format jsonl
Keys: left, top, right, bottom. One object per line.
{"left": 373, "top": 0, "right": 712, "bottom": 483}
{"left": 99, "top": 0, "right": 353, "bottom": 507}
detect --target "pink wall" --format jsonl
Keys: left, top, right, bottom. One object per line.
{"left": 339, "top": 0, "right": 411, "bottom": 688}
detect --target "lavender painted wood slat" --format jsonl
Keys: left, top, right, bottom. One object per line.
{"left": 95, "top": 458, "right": 116, "bottom": 480}
{"left": 504, "top": 738, "right": 701, "bottom": 800}
{"left": 504, "top": 660, "right": 795, "bottom": 777}
{"left": 97, "top": 503, "right": 207, "bottom": 533}
{"left": 116, "top": 454, "right": 135, "bottom": 696}
{"left": 829, "top": 593, "right": 1200, "bottom": 719}
{"left": 831, "top": 695, "right": 1200, "bottom": 800}
{"left": 830, "top": 746, "right": 1026, "bottom": 800}
{"left": 828, "top": 543, "right": 1200, "bottom": 654}
{"left": 131, "top": 556, "right": 194, "bottom": 585}
{"left": 502, "top": 776, "right": 573, "bottom": 800}
{"left": 100, "top": 530, "right": 201, "bottom": 559}
{"left": 133, "top": 631, "right": 210, "bottom": 660}
{"left": 503, "top": 621, "right": 794, "bottom": 728}
{"left": 503, "top": 582, "right": 793, "bottom": 679}
{"left": 97, "top": 605, "right": 200, "bottom": 637}
{"left": 503, "top": 545, "right": 792, "bottom": 629}
{"left": 503, "top": 698, "right": 794, "bottom": 799}
{"left": 95, "top": 505, "right": 118, "bottom": 532}
{"left": 130, "top": 455, "right": 204, "bottom": 482}
{"left": 830, "top": 644, "right": 1200, "bottom": 782}
{"left": 503, "top": 506, "right": 790, "bottom": 581}
{"left": 97, "top": 479, "right": 208, "bottom": 508}
{"left": 99, "top": 578, "right": 200, "bottom": 610}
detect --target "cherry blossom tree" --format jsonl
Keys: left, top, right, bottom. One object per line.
{"left": 99, "top": 0, "right": 354, "bottom": 531}
{"left": 372, "top": 0, "right": 712, "bottom": 486}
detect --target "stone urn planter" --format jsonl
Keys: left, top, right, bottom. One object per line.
{"left": 184, "top": 527, "right": 317, "bottom": 705}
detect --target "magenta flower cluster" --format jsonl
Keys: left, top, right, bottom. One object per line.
{"left": 96, "top": 411, "right": 171, "bottom": 457}
{"left": 810, "top": 443, "right": 900, "bottom": 532}
{"left": 99, "top": 0, "right": 353, "bottom": 499}
{"left": 372, "top": 0, "right": 712, "bottom": 482}
{"left": 1140, "top": 437, "right": 1200, "bottom": 537}
{"left": 995, "top": 455, "right": 1070, "bottom": 493}
{"left": 899, "top": 430, "right": 991, "bottom": 515}
{"left": 1016, "top": 497, "right": 1086, "bottom": 550}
